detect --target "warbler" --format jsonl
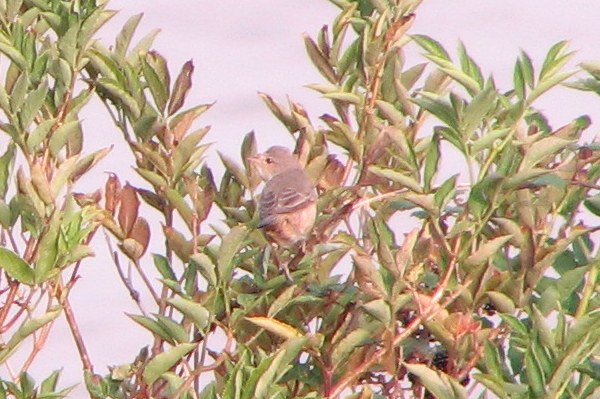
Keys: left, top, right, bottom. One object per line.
{"left": 247, "top": 146, "right": 317, "bottom": 249}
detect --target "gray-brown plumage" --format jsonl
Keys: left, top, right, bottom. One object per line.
{"left": 248, "top": 146, "right": 317, "bottom": 248}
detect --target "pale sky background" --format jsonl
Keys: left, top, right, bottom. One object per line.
{"left": 12, "top": 0, "right": 600, "bottom": 396}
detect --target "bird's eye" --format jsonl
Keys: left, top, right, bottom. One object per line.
{"left": 265, "top": 157, "right": 274, "bottom": 164}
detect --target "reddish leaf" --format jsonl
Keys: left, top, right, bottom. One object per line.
{"left": 168, "top": 60, "right": 194, "bottom": 116}
{"left": 118, "top": 183, "right": 139, "bottom": 236}
{"left": 105, "top": 173, "right": 121, "bottom": 216}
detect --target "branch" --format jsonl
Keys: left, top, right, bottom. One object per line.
{"left": 63, "top": 294, "right": 93, "bottom": 373}
{"left": 328, "top": 243, "right": 466, "bottom": 398}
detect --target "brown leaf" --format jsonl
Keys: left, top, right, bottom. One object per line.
{"left": 31, "top": 162, "right": 54, "bottom": 205}
{"left": 96, "top": 209, "right": 126, "bottom": 240}
{"left": 128, "top": 217, "right": 150, "bottom": 258}
{"left": 318, "top": 154, "right": 345, "bottom": 190}
{"left": 241, "top": 131, "right": 261, "bottom": 190}
{"left": 168, "top": 60, "right": 194, "bottom": 116}
{"left": 118, "top": 183, "right": 139, "bottom": 236}
{"left": 73, "top": 190, "right": 102, "bottom": 206}
{"left": 364, "top": 130, "right": 393, "bottom": 166}
{"left": 136, "top": 188, "right": 166, "bottom": 212}
{"left": 199, "top": 182, "right": 214, "bottom": 222}
{"left": 258, "top": 92, "right": 298, "bottom": 132}
{"left": 294, "top": 132, "right": 311, "bottom": 167}
{"left": 119, "top": 238, "right": 145, "bottom": 261}
{"left": 105, "top": 173, "right": 121, "bottom": 216}
{"left": 163, "top": 225, "right": 192, "bottom": 263}
{"left": 385, "top": 13, "right": 415, "bottom": 42}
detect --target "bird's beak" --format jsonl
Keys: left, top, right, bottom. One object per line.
{"left": 246, "top": 154, "right": 261, "bottom": 164}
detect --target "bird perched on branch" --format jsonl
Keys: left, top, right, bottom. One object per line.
{"left": 247, "top": 146, "right": 317, "bottom": 278}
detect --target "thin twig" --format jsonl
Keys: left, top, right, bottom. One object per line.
{"left": 328, "top": 277, "right": 472, "bottom": 398}
{"left": 104, "top": 231, "right": 148, "bottom": 317}
{"left": 131, "top": 258, "right": 160, "bottom": 306}
{"left": 0, "top": 281, "right": 19, "bottom": 330}
{"left": 171, "top": 327, "right": 233, "bottom": 399}
{"left": 21, "top": 320, "right": 53, "bottom": 372}
{"left": 63, "top": 294, "right": 93, "bottom": 373}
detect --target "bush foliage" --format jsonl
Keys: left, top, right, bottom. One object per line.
{"left": 0, "top": 0, "right": 600, "bottom": 398}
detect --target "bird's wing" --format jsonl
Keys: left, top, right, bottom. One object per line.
{"left": 258, "top": 171, "right": 316, "bottom": 227}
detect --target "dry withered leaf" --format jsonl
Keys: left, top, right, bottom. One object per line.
{"left": 118, "top": 183, "right": 140, "bottom": 236}
{"left": 105, "top": 173, "right": 121, "bottom": 216}
{"left": 128, "top": 217, "right": 150, "bottom": 258}
{"left": 318, "top": 154, "right": 345, "bottom": 190}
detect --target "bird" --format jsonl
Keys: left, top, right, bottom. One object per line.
{"left": 247, "top": 146, "right": 317, "bottom": 278}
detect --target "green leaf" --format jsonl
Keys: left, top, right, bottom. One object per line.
{"left": 375, "top": 99, "right": 404, "bottom": 124}
{"left": 520, "top": 50, "right": 535, "bottom": 88}
{"left": 136, "top": 168, "right": 168, "bottom": 187}
{"left": 40, "top": 369, "right": 61, "bottom": 394}
{"left": 362, "top": 299, "right": 391, "bottom": 324}
{"left": 462, "top": 87, "right": 496, "bottom": 138}
{"left": 143, "top": 53, "right": 169, "bottom": 113}
{"left": 423, "top": 53, "right": 481, "bottom": 94}
{"left": 323, "top": 91, "right": 363, "bottom": 104}
{"left": 268, "top": 285, "right": 296, "bottom": 318}
{"left": 165, "top": 189, "right": 193, "bottom": 231}
{"left": 401, "top": 62, "right": 427, "bottom": 91}
{"left": 331, "top": 327, "right": 372, "bottom": 367}
{"left": 58, "top": 24, "right": 79, "bottom": 66}
{"left": 115, "top": 13, "right": 142, "bottom": 59}
{"left": 492, "top": 218, "right": 525, "bottom": 247}
{"left": 142, "top": 343, "right": 198, "bottom": 385}
{"left": 0, "top": 307, "right": 61, "bottom": 363}
{"left": 519, "top": 137, "right": 573, "bottom": 171}
{"left": 467, "top": 173, "right": 503, "bottom": 218}
{"left": 513, "top": 59, "right": 526, "bottom": 100}
{"left": 219, "top": 152, "right": 250, "bottom": 190}
{"left": 499, "top": 314, "right": 528, "bottom": 336}
{"left": 0, "top": 143, "right": 15, "bottom": 199}
{"left": 584, "top": 194, "right": 600, "bottom": 217}
{"left": 412, "top": 34, "right": 451, "bottom": 60}
{"left": 423, "top": 132, "right": 440, "bottom": 192}
{"left": 368, "top": 166, "right": 422, "bottom": 193}
{"left": 218, "top": 226, "right": 248, "bottom": 281}
{"left": 167, "top": 297, "right": 210, "bottom": 331}
{"left": 412, "top": 95, "right": 458, "bottom": 130}
{"left": 0, "top": 36, "right": 27, "bottom": 70}
{"left": 434, "top": 174, "right": 458, "bottom": 208}
{"left": 19, "top": 82, "right": 48, "bottom": 129}
{"left": 303, "top": 33, "right": 337, "bottom": 83}
{"left": 128, "top": 314, "right": 174, "bottom": 344}
{"left": 464, "top": 235, "right": 512, "bottom": 267}
{"left": 153, "top": 254, "right": 176, "bottom": 281}
{"left": 252, "top": 338, "right": 307, "bottom": 399}
{"left": 525, "top": 345, "right": 546, "bottom": 397}
{"left": 10, "top": 70, "right": 28, "bottom": 113}
{"left": 404, "top": 363, "right": 468, "bottom": 399}
{"left": 155, "top": 314, "right": 190, "bottom": 343}
{"left": 458, "top": 41, "right": 484, "bottom": 88}
{"left": 0, "top": 247, "right": 34, "bottom": 285}
{"left": 190, "top": 253, "right": 217, "bottom": 286}
{"left": 49, "top": 120, "right": 82, "bottom": 158}
{"left": 96, "top": 78, "right": 141, "bottom": 119}
{"left": 34, "top": 213, "right": 61, "bottom": 283}
{"left": 486, "top": 291, "right": 516, "bottom": 314}
{"left": 539, "top": 40, "right": 571, "bottom": 80}
{"left": 528, "top": 70, "right": 577, "bottom": 104}
{"left": 471, "top": 128, "right": 511, "bottom": 153}
{"left": 27, "top": 119, "right": 55, "bottom": 152}
{"left": 80, "top": 9, "right": 118, "bottom": 48}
